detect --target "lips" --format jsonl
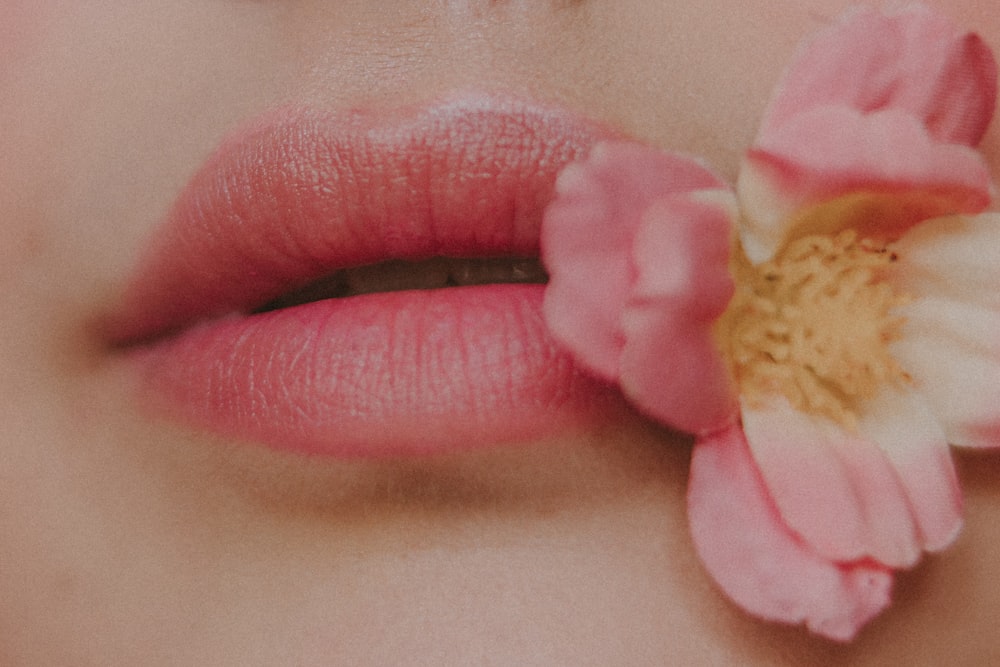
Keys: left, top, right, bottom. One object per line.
{"left": 106, "top": 95, "right": 622, "bottom": 458}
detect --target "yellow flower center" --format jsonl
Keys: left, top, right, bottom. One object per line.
{"left": 716, "top": 229, "right": 911, "bottom": 427}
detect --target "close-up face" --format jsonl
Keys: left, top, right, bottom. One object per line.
{"left": 2, "top": 1, "right": 1000, "bottom": 664}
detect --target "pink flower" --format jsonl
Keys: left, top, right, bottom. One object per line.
{"left": 541, "top": 6, "right": 999, "bottom": 641}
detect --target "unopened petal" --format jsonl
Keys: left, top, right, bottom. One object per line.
{"left": 542, "top": 142, "right": 726, "bottom": 380}
{"left": 741, "top": 398, "right": 921, "bottom": 567}
{"left": 738, "top": 108, "right": 991, "bottom": 263}
{"left": 760, "top": 5, "right": 997, "bottom": 147}
{"left": 618, "top": 192, "right": 737, "bottom": 434}
{"left": 688, "top": 424, "right": 893, "bottom": 642}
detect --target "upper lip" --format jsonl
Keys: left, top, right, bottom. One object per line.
{"left": 106, "top": 94, "right": 617, "bottom": 345}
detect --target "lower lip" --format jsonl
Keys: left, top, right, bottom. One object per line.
{"left": 127, "top": 283, "right": 618, "bottom": 458}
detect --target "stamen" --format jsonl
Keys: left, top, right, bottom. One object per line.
{"left": 717, "top": 229, "right": 910, "bottom": 427}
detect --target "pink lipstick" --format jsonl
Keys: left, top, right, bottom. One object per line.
{"left": 105, "top": 95, "right": 621, "bottom": 458}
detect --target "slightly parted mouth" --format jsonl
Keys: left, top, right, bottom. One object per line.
{"left": 104, "top": 95, "right": 621, "bottom": 458}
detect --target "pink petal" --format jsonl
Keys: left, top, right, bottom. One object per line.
{"left": 542, "top": 141, "right": 726, "bottom": 380}
{"left": 887, "top": 214, "right": 1000, "bottom": 448}
{"left": 617, "top": 192, "right": 738, "bottom": 434}
{"left": 741, "top": 398, "right": 920, "bottom": 568}
{"left": 738, "top": 107, "right": 992, "bottom": 263}
{"left": 760, "top": 5, "right": 997, "bottom": 147}
{"left": 856, "top": 388, "right": 963, "bottom": 552}
{"left": 688, "top": 424, "right": 893, "bottom": 641}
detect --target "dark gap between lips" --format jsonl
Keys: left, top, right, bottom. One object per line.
{"left": 254, "top": 257, "right": 548, "bottom": 313}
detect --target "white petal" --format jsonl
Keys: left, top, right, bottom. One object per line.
{"left": 887, "top": 214, "right": 1000, "bottom": 448}
{"left": 741, "top": 397, "right": 920, "bottom": 567}
{"left": 890, "top": 213, "right": 1000, "bottom": 310}
{"left": 892, "top": 296, "right": 1000, "bottom": 448}
{"left": 856, "top": 388, "right": 963, "bottom": 551}
{"left": 736, "top": 156, "right": 793, "bottom": 264}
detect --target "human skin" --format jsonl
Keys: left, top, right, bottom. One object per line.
{"left": 1, "top": 1, "right": 999, "bottom": 664}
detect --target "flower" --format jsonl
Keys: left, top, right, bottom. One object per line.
{"left": 541, "top": 5, "right": 999, "bottom": 641}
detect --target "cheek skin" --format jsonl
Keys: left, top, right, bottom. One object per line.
{"left": 0, "top": 2, "right": 40, "bottom": 73}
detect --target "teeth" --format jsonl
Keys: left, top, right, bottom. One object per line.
{"left": 255, "top": 257, "right": 546, "bottom": 312}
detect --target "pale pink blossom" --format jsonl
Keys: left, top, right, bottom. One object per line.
{"left": 541, "top": 5, "right": 998, "bottom": 640}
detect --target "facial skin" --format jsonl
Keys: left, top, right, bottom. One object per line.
{"left": 2, "top": 1, "right": 999, "bottom": 664}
